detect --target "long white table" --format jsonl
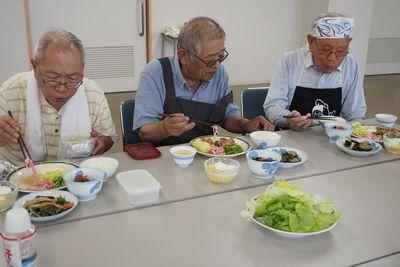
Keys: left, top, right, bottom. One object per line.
{"left": 1, "top": 123, "right": 399, "bottom": 228}
{"left": 21, "top": 161, "right": 400, "bottom": 267}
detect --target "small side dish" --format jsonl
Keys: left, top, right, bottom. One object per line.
{"left": 204, "top": 157, "right": 240, "bottom": 184}
{"left": 336, "top": 138, "right": 382, "bottom": 157}
{"left": 23, "top": 195, "right": 75, "bottom": 218}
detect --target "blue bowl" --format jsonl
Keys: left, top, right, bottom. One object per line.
{"left": 324, "top": 122, "right": 353, "bottom": 143}
{"left": 63, "top": 168, "right": 106, "bottom": 201}
{"left": 246, "top": 150, "right": 281, "bottom": 179}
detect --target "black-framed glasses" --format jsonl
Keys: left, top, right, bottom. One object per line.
{"left": 314, "top": 39, "right": 349, "bottom": 58}
{"left": 186, "top": 49, "right": 229, "bottom": 68}
{"left": 37, "top": 69, "right": 83, "bottom": 89}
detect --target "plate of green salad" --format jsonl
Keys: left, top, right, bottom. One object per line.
{"left": 241, "top": 180, "right": 340, "bottom": 238}
{"left": 190, "top": 136, "right": 251, "bottom": 158}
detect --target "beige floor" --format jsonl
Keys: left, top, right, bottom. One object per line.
{"left": 105, "top": 74, "right": 400, "bottom": 154}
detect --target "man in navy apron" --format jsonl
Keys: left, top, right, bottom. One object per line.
{"left": 263, "top": 12, "right": 366, "bottom": 131}
{"left": 134, "top": 17, "right": 274, "bottom": 146}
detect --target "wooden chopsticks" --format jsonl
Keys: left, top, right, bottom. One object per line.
{"left": 7, "top": 111, "right": 32, "bottom": 160}
{"left": 158, "top": 113, "right": 213, "bottom": 127}
{"left": 283, "top": 115, "right": 339, "bottom": 121}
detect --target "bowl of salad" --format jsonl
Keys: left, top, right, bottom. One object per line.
{"left": 240, "top": 180, "right": 340, "bottom": 238}
{"left": 190, "top": 136, "right": 251, "bottom": 158}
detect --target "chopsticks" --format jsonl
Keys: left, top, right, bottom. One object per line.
{"left": 158, "top": 113, "right": 213, "bottom": 127}
{"left": 7, "top": 111, "right": 40, "bottom": 178}
{"left": 283, "top": 115, "right": 339, "bottom": 121}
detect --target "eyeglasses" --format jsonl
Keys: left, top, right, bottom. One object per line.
{"left": 186, "top": 49, "right": 229, "bottom": 68}
{"left": 37, "top": 69, "right": 83, "bottom": 89}
{"left": 314, "top": 39, "right": 349, "bottom": 58}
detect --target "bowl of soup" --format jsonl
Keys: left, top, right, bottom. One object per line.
{"left": 169, "top": 145, "right": 197, "bottom": 168}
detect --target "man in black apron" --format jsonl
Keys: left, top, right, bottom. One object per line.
{"left": 264, "top": 13, "right": 366, "bottom": 131}
{"left": 134, "top": 17, "right": 274, "bottom": 146}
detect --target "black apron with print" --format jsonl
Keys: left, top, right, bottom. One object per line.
{"left": 288, "top": 53, "right": 342, "bottom": 117}
{"left": 157, "top": 57, "right": 232, "bottom": 146}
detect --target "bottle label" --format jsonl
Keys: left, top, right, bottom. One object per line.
{"left": 1, "top": 231, "right": 38, "bottom": 267}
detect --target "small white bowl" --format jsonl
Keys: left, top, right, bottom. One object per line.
{"left": 63, "top": 168, "right": 106, "bottom": 201}
{"left": 246, "top": 150, "right": 281, "bottom": 179}
{"left": 204, "top": 157, "right": 240, "bottom": 184}
{"left": 324, "top": 122, "right": 353, "bottom": 143}
{"left": 383, "top": 133, "right": 400, "bottom": 154}
{"left": 375, "top": 113, "right": 398, "bottom": 128}
{"left": 169, "top": 145, "right": 197, "bottom": 168}
{"left": 80, "top": 157, "right": 119, "bottom": 182}
{"left": 250, "top": 131, "right": 281, "bottom": 149}
{"left": 0, "top": 181, "right": 18, "bottom": 212}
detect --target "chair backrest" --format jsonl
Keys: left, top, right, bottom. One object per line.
{"left": 120, "top": 99, "right": 140, "bottom": 146}
{"left": 240, "top": 87, "right": 269, "bottom": 120}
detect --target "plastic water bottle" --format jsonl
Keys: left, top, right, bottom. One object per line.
{"left": 1, "top": 207, "right": 38, "bottom": 267}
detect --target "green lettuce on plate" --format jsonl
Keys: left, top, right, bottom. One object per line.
{"left": 240, "top": 180, "right": 339, "bottom": 233}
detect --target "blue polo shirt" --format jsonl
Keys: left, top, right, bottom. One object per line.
{"left": 133, "top": 55, "right": 240, "bottom": 130}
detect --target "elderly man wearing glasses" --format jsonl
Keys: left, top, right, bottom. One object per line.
{"left": 264, "top": 12, "right": 366, "bottom": 131}
{"left": 134, "top": 16, "right": 274, "bottom": 146}
{"left": 0, "top": 29, "right": 116, "bottom": 163}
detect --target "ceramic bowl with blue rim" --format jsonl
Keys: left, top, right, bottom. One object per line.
{"left": 63, "top": 168, "right": 106, "bottom": 201}
{"left": 249, "top": 131, "right": 281, "bottom": 149}
{"left": 246, "top": 150, "right": 281, "bottom": 179}
{"left": 324, "top": 121, "right": 353, "bottom": 143}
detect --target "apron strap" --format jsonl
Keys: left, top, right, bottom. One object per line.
{"left": 158, "top": 57, "right": 176, "bottom": 99}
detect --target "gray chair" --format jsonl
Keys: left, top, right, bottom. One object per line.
{"left": 240, "top": 87, "right": 269, "bottom": 120}
{"left": 120, "top": 99, "right": 140, "bottom": 147}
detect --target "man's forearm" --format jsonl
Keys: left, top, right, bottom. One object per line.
{"left": 138, "top": 122, "right": 170, "bottom": 143}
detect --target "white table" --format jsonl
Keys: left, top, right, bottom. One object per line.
{"left": 16, "top": 161, "right": 400, "bottom": 267}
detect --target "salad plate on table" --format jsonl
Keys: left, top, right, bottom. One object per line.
{"left": 13, "top": 190, "right": 78, "bottom": 222}
{"left": 240, "top": 180, "right": 340, "bottom": 238}
{"left": 7, "top": 162, "right": 78, "bottom": 193}
{"left": 190, "top": 136, "right": 251, "bottom": 158}
{"left": 266, "top": 147, "right": 307, "bottom": 168}
{"left": 352, "top": 123, "right": 400, "bottom": 143}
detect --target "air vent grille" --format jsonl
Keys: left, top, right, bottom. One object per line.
{"left": 84, "top": 46, "right": 134, "bottom": 79}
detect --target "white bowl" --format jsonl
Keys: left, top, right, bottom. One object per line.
{"left": 246, "top": 150, "right": 281, "bottom": 179}
{"left": 204, "top": 157, "right": 240, "bottom": 184}
{"left": 169, "top": 145, "right": 197, "bottom": 168}
{"left": 63, "top": 168, "right": 106, "bottom": 201}
{"left": 80, "top": 157, "right": 119, "bottom": 182}
{"left": 324, "top": 122, "right": 353, "bottom": 142}
{"left": 375, "top": 113, "right": 398, "bottom": 128}
{"left": 0, "top": 181, "right": 18, "bottom": 212}
{"left": 383, "top": 133, "right": 400, "bottom": 154}
{"left": 250, "top": 131, "right": 281, "bottom": 149}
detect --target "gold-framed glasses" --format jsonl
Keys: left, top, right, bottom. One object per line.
{"left": 314, "top": 39, "right": 349, "bottom": 58}
{"left": 37, "top": 69, "right": 83, "bottom": 89}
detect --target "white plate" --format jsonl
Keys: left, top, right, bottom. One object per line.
{"left": 336, "top": 138, "right": 382, "bottom": 157}
{"left": 266, "top": 147, "right": 307, "bottom": 168}
{"left": 250, "top": 194, "right": 338, "bottom": 238}
{"left": 13, "top": 190, "right": 78, "bottom": 222}
{"left": 7, "top": 162, "right": 78, "bottom": 193}
{"left": 190, "top": 136, "right": 251, "bottom": 158}
{"left": 252, "top": 216, "right": 338, "bottom": 238}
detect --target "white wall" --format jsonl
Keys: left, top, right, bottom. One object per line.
{"left": 366, "top": 0, "right": 400, "bottom": 75}
{"left": 0, "top": 0, "right": 29, "bottom": 84}
{"left": 152, "top": 0, "right": 304, "bottom": 85}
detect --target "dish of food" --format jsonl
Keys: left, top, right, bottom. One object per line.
{"left": 0, "top": 160, "right": 16, "bottom": 179}
{"left": 352, "top": 123, "right": 400, "bottom": 142}
{"left": 13, "top": 190, "right": 78, "bottom": 222}
{"left": 240, "top": 180, "right": 339, "bottom": 238}
{"left": 7, "top": 162, "right": 78, "bottom": 193}
{"left": 190, "top": 136, "right": 251, "bottom": 158}
{"left": 266, "top": 147, "right": 307, "bottom": 168}
{"left": 336, "top": 138, "right": 382, "bottom": 157}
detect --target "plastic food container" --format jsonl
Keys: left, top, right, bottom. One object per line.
{"left": 0, "top": 181, "right": 18, "bottom": 212}
{"left": 116, "top": 169, "right": 161, "bottom": 205}
{"left": 125, "top": 142, "right": 161, "bottom": 160}
{"left": 204, "top": 157, "right": 240, "bottom": 184}
{"left": 62, "top": 137, "right": 96, "bottom": 158}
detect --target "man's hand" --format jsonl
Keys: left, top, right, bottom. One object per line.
{"left": 242, "top": 115, "right": 275, "bottom": 132}
{"left": 91, "top": 131, "right": 113, "bottom": 155}
{"left": 0, "top": 115, "right": 20, "bottom": 146}
{"left": 286, "top": 110, "right": 311, "bottom": 131}
{"left": 161, "top": 113, "right": 195, "bottom": 137}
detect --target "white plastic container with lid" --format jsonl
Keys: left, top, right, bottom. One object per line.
{"left": 1, "top": 207, "right": 38, "bottom": 267}
{"left": 116, "top": 169, "right": 161, "bottom": 205}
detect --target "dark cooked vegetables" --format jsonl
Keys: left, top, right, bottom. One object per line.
{"left": 344, "top": 139, "right": 373, "bottom": 151}
{"left": 280, "top": 151, "right": 301, "bottom": 163}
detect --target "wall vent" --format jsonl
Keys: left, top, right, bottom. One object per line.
{"left": 84, "top": 46, "right": 134, "bottom": 79}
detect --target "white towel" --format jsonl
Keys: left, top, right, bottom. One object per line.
{"left": 25, "top": 70, "right": 91, "bottom": 161}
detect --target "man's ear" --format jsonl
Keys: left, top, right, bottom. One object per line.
{"left": 177, "top": 49, "right": 189, "bottom": 64}
{"left": 307, "top": 34, "right": 314, "bottom": 46}
{"left": 30, "top": 59, "right": 37, "bottom": 69}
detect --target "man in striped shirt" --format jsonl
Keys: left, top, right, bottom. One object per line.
{"left": 0, "top": 29, "right": 116, "bottom": 164}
